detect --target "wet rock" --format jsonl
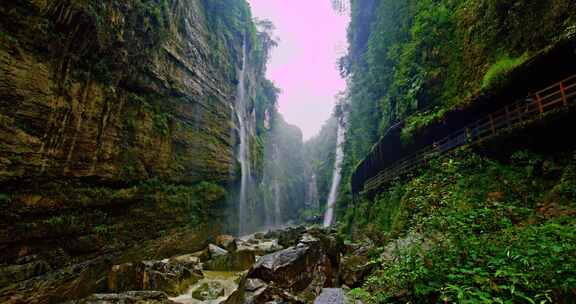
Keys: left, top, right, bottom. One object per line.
{"left": 0, "top": 258, "right": 51, "bottom": 286}
{"left": 216, "top": 235, "right": 238, "bottom": 252}
{"left": 192, "top": 281, "right": 226, "bottom": 301}
{"left": 264, "top": 226, "right": 307, "bottom": 248}
{"left": 168, "top": 254, "right": 202, "bottom": 273}
{"left": 236, "top": 239, "right": 283, "bottom": 256}
{"left": 107, "top": 263, "right": 142, "bottom": 292}
{"left": 245, "top": 278, "right": 267, "bottom": 292}
{"left": 246, "top": 234, "right": 333, "bottom": 299}
{"left": 307, "top": 228, "right": 342, "bottom": 265}
{"left": 0, "top": 255, "right": 113, "bottom": 304}
{"left": 223, "top": 230, "right": 342, "bottom": 304}
{"left": 225, "top": 280, "right": 304, "bottom": 304}
{"left": 339, "top": 243, "right": 375, "bottom": 288}
{"left": 209, "top": 244, "right": 229, "bottom": 257}
{"left": 69, "top": 291, "right": 176, "bottom": 304}
{"left": 204, "top": 243, "right": 258, "bottom": 271}
{"left": 204, "top": 244, "right": 231, "bottom": 271}
{"left": 230, "top": 250, "right": 256, "bottom": 271}
{"left": 189, "top": 248, "right": 210, "bottom": 262}
{"left": 107, "top": 256, "right": 202, "bottom": 296}
{"left": 313, "top": 288, "right": 346, "bottom": 304}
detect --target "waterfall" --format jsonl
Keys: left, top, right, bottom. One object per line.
{"left": 272, "top": 177, "right": 282, "bottom": 226}
{"left": 323, "top": 117, "right": 346, "bottom": 227}
{"left": 306, "top": 174, "right": 320, "bottom": 211}
{"left": 237, "top": 36, "right": 251, "bottom": 236}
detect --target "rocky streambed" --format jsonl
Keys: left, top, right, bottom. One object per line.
{"left": 66, "top": 226, "right": 375, "bottom": 304}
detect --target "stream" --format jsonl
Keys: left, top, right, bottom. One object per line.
{"left": 170, "top": 271, "right": 241, "bottom": 304}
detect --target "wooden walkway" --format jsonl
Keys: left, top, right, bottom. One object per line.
{"left": 362, "top": 74, "right": 576, "bottom": 194}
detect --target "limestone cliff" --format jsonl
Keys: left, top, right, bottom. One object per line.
{"left": 0, "top": 0, "right": 273, "bottom": 302}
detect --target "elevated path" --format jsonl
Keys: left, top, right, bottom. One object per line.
{"left": 351, "top": 38, "right": 576, "bottom": 196}
{"left": 360, "top": 75, "right": 576, "bottom": 194}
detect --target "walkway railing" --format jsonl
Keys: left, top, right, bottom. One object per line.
{"left": 362, "top": 75, "right": 576, "bottom": 194}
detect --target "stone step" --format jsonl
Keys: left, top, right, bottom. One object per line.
{"left": 314, "top": 288, "right": 345, "bottom": 304}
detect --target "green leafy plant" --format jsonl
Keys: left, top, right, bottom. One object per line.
{"left": 482, "top": 53, "right": 529, "bottom": 90}
{"left": 344, "top": 150, "right": 576, "bottom": 303}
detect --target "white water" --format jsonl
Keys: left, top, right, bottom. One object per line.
{"left": 307, "top": 174, "right": 320, "bottom": 211}
{"left": 272, "top": 177, "right": 282, "bottom": 226}
{"left": 169, "top": 271, "right": 240, "bottom": 304}
{"left": 237, "top": 37, "right": 251, "bottom": 236}
{"left": 323, "top": 118, "right": 346, "bottom": 227}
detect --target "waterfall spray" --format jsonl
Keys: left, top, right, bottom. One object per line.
{"left": 237, "top": 36, "right": 251, "bottom": 236}
{"left": 323, "top": 116, "right": 346, "bottom": 227}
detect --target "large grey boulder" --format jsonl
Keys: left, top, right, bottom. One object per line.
{"left": 243, "top": 234, "right": 334, "bottom": 301}
{"left": 107, "top": 255, "right": 203, "bottom": 296}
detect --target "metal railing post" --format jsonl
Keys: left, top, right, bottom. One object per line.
{"left": 489, "top": 114, "right": 496, "bottom": 135}
{"left": 560, "top": 82, "right": 568, "bottom": 107}
{"left": 536, "top": 93, "right": 544, "bottom": 114}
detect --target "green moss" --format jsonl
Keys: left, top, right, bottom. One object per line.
{"left": 481, "top": 53, "right": 529, "bottom": 90}
{"left": 139, "top": 178, "right": 227, "bottom": 226}
{"left": 153, "top": 112, "right": 171, "bottom": 136}
{"left": 340, "top": 0, "right": 576, "bottom": 190}
{"left": 400, "top": 107, "right": 448, "bottom": 143}
{"left": 0, "top": 193, "right": 12, "bottom": 206}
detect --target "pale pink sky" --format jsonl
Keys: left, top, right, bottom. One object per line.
{"left": 248, "top": 0, "right": 349, "bottom": 140}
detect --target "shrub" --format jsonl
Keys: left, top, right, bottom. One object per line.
{"left": 347, "top": 150, "right": 576, "bottom": 303}
{"left": 482, "top": 53, "right": 529, "bottom": 90}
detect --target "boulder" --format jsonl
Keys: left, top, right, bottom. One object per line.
{"left": 107, "top": 256, "right": 203, "bottom": 296}
{"left": 224, "top": 279, "right": 304, "bottom": 304}
{"left": 230, "top": 250, "right": 256, "bottom": 271}
{"left": 192, "top": 281, "right": 226, "bottom": 301}
{"left": 216, "top": 235, "right": 238, "bottom": 252}
{"left": 204, "top": 244, "right": 231, "bottom": 271}
{"left": 107, "top": 262, "right": 142, "bottom": 292}
{"left": 339, "top": 242, "right": 375, "bottom": 288}
{"left": 0, "top": 258, "right": 51, "bottom": 286}
{"left": 168, "top": 254, "right": 202, "bottom": 273}
{"left": 69, "top": 291, "right": 176, "bottom": 304}
{"left": 208, "top": 244, "right": 229, "bottom": 257}
{"left": 245, "top": 234, "right": 333, "bottom": 300}
{"left": 235, "top": 239, "right": 283, "bottom": 256}
{"left": 313, "top": 288, "right": 346, "bottom": 304}
{"left": 189, "top": 248, "right": 210, "bottom": 262}
{"left": 264, "top": 226, "right": 307, "bottom": 248}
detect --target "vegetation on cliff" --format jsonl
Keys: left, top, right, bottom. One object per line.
{"left": 344, "top": 149, "right": 576, "bottom": 303}
{"left": 333, "top": 0, "right": 576, "bottom": 302}
{"left": 339, "top": 0, "right": 576, "bottom": 185}
{"left": 0, "top": 0, "right": 289, "bottom": 301}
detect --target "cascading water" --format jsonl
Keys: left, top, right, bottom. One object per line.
{"left": 236, "top": 37, "right": 251, "bottom": 236}
{"left": 272, "top": 177, "right": 282, "bottom": 226}
{"left": 323, "top": 117, "right": 346, "bottom": 227}
{"left": 306, "top": 174, "right": 320, "bottom": 211}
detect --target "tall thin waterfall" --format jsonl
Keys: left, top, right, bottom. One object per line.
{"left": 307, "top": 174, "right": 320, "bottom": 211}
{"left": 236, "top": 37, "right": 251, "bottom": 236}
{"left": 323, "top": 117, "right": 346, "bottom": 227}
{"left": 272, "top": 177, "right": 282, "bottom": 226}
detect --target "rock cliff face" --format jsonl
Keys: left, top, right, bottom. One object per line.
{"left": 0, "top": 0, "right": 272, "bottom": 302}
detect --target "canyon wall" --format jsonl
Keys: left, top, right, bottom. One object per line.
{"left": 0, "top": 0, "right": 276, "bottom": 302}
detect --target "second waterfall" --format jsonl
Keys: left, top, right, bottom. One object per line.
{"left": 323, "top": 114, "right": 346, "bottom": 227}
